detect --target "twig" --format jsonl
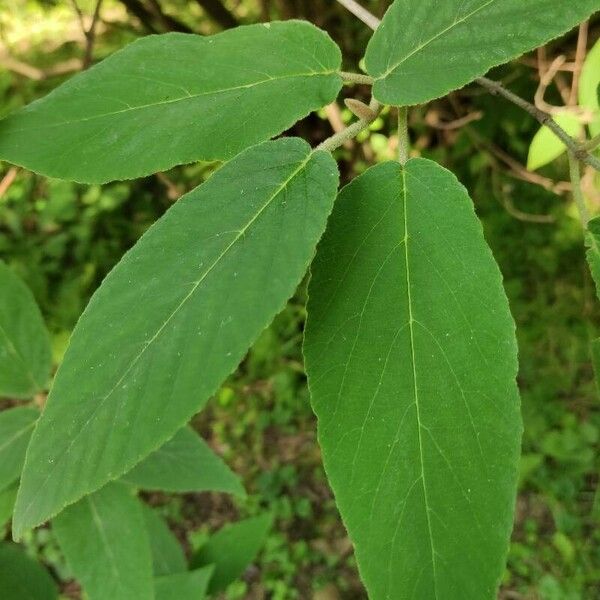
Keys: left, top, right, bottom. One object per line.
{"left": 317, "top": 97, "right": 381, "bottom": 152}
{"left": 335, "top": 0, "right": 381, "bottom": 30}
{"left": 477, "top": 76, "right": 600, "bottom": 172}
{"left": 194, "top": 0, "right": 238, "bottom": 29}
{"left": 0, "top": 167, "right": 19, "bottom": 199}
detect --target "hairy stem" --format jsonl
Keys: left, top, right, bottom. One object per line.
{"left": 317, "top": 98, "right": 381, "bottom": 153}
{"left": 340, "top": 71, "right": 374, "bottom": 86}
{"left": 397, "top": 106, "right": 409, "bottom": 165}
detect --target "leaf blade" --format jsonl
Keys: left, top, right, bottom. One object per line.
{"left": 304, "top": 159, "right": 522, "bottom": 599}
{"left": 0, "top": 22, "right": 342, "bottom": 183}
{"left": 0, "top": 407, "right": 39, "bottom": 492}
{"left": 124, "top": 426, "right": 244, "bottom": 496}
{"left": 14, "top": 138, "right": 338, "bottom": 537}
{"left": 0, "top": 262, "right": 51, "bottom": 398}
{"left": 191, "top": 514, "right": 272, "bottom": 593}
{"left": 527, "top": 113, "right": 581, "bottom": 171}
{"left": 53, "top": 482, "right": 153, "bottom": 600}
{"left": 365, "top": 0, "right": 599, "bottom": 105}
{"left": 154, "top": 567, "right": 213, "bottom": 600}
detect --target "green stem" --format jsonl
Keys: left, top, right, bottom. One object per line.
{"left": 584, "top": 132, "right": 600, "bottom": 152}
{"left": 568, "top": 151, "right": 589, "bottom": 227}
{"left": 397, "top": 106, "right": 409, "bottom": 165}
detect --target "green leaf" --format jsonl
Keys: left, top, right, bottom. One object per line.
{"left": 14, "top": 137, "right": 338, "bottom": 537}
{"left": 365, "top": 0, "right": 599, "bottom": 105}
{"left": 527, "top": 113, "right": 581, "bottom": 171}
{"left": 123, "top": 426, "right": 244, "bottom": 496}
{"left": 155, "top": 567, "right": 214, "bottom": 600}
{"left": 0, "top": 406, "right": 38, "bottom": 491}
{"left": 53, "top": 482, "right": 153, "bottom": 600}
{"left": 304, "top": 159, "right": 522, "bottom": 599}
{"left": 0, "top": 261, "right": 51, "bottom": 398}
{"left": 0, "top": 22, "right": 342, "bottom": 183}
{"left": 141, "top": 504, "right": 187, "bottom": 577}
{"left": 0, "top": 484, "right": 18, "bottom": 532}
{"left": 191, "top": 514, "right": 272, "bottom": 594}
{"left": 580, "top": 38, "right": 600, "bottom": 138}
{"left": 0, "top": 542, "right": 58, "bottom": 600}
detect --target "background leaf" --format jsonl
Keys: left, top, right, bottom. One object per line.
{"left": 141, "top": 503, "right": 187, "bottom": 577}
{"left": 191, "top": 513, "right": 272, "bottom": 593}
{"left": 154, "top": 567, "right": 213, "bottom": 600}
{"left": 14, "top": 137, "right": 339, "bottom": 537}
{"left": 0, "top": 22, "right": 342, "bottom": 183}
{"left": 0, "top": 261, "right": 51, "bottom": 398}
{"left": 53, "top": 482, "right": 153, "bottom": 600}
{"left": 0, "top": 542, "right": 58, "bottom": 600}
{"left": 304, "top": 159, "right": 522, "bottom": 599}
{"left": 527, "top": 113, "right": 581, "bottom": 171}
{"left": 365, "top": 0, "right": 599, "bottom": 105}
{"left": 123, "top": 426, "right": 244, "bottom": 496}
{"left": 0, "top": 406, "right": 38, "bottom": 491}
{"left": 0, "top": 484, "right": 18, "bottom": 534}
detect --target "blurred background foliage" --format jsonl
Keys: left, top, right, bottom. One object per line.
{"left": 0, "top": 1, "right": 599, "bottom": 598}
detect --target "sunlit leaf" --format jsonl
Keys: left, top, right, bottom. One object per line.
{"left": 527, "top": 113, "right": 581, "bottom": 171}
{"left": 580, "top": 38, "right": 600, "bottom": 138}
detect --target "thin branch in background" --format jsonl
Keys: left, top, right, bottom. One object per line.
{"left": 477, "top": 77, "right": 600, "bottom": 172}
{"left": 0, "top": 167, "right": 19, "bottom": 200}
{"left": 145, "top": 0, "right": 193, "bottom": 32}
{"left": 534, "top": 54, "right": 567, "bottom": 112}
{"left": 335, "top": 0, "right": 381, "bottom": 30}
{"left": 194, "top": 0, "right": 238, "bottom": 29}
{"left": 69, "top": 0, "right": 105, "bottom": 68}
{"left": 118, "top": 0, "right": 159, "bottom": 32}
{"left": 569, "top": 21, "right": 589, "bottom": 106}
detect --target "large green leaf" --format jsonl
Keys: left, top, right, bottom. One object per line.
{"left": 304, "top": 159, "right": 522, "bottom": 599}
{"left": 580, "top": 38, "right": 600, "bottom": 139}
{"left": 0, "top": 261, "right": 51, "bottom": 398}
{"left": 14, "top": 138, "right": 338, "bottom": 537}
{"left": 365, "top": 0, "right": 599, "bottom": 105}
{"left": 527, "top": 113, "right": 581, "bottom": 171}
{"left": 124, "top": 426, "right": 244, "bottom": 496}
{"left": 154, "top": 567, "right": 213, "bottom": 600}
{"left": 0, "top": 543, "right": 58, "bottom": 600}
{"left": 0, "top": 22, "right": 341, "bottom": 183}
{"left": 141, "top": 504, "right": 187, "bottom": 577}
{"left": 53, "top": 482, "right": 153, "bottom": 600}
{"left": 0, "top": 406, "right": 38, "bottom": 491}
{"left": 191, "top": 513, "right": 272, "bottom": 593}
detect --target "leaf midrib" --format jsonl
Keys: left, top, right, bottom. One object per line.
{"left": 9, "top": 71, "right": 336, "bottom": 133}
{"left": 400, "top": 167, "right": 439, "bottom": 598}
{"left": 377, "top": 0, "right": 497, "bottom": 81}
{"left": 17, "top": 149, "right": 316, "bottom": 528}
